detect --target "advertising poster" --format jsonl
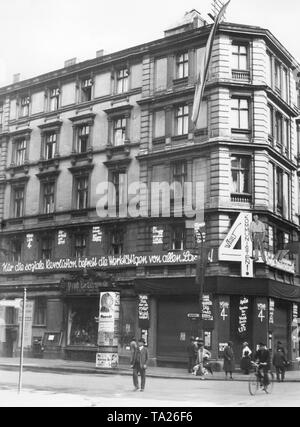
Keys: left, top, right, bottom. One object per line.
{"left": 18, "top": 300, "right": 34, "bottom": 348}
{"left": 98, "top": 292, "right": 120, "bottom": 346}
{"left": 96, "top": 352, "right": 119, "bottom": 369}
{"left": 138, "top": 295, "right": 150, "bottom": 329}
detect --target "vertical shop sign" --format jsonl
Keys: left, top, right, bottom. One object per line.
{"left": 238, "top": 297, "right": 249, "bottom": 335}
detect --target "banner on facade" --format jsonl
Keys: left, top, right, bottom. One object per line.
{"left": 138, "top": 295, "right": 150, "bottom": 329}
{"left": 202, "top": 294, "right": 214, "bottom": 329}
{"left": 152, "top": 227, "right": 164, "bottom": 245}
{"left": 18, "top": 300, "right": 34, "bottom": 348}
{"left": 269, "top": 299, "right": 275, "bottom": 332}
{"left": 238, "top": 297, "right": 249, "bottom": 336}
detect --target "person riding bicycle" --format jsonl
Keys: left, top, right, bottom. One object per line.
{"left": 254, "top": 343, "right": 271, "bottom": 389}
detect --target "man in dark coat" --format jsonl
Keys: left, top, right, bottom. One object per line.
{"left": 131, "top": 338, "right": 149, "bottom": 392}
{"left": 254, "top": 343, "right": 271, "bottom": 388}
{"left": 187, "top": 337, "right": 197, "bottom": 373}
{"left": 223, "top": 341, "right": 235, "bottom": 380}
{"left": 273, "top": 348, "right": 287, "bottom": 382}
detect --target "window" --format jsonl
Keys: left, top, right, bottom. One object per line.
{"left": 20, "top": 96, "right": 30, "bottom": 117}
{"left": 75, "top": 176, "right": 89, "bottom": 210}
{"left": 172, "top": 161, "right": 187, "bottom": 207}
{"left": 283, "top": 118, "right": 290, "bottom": 154}
{"left": 49, "top": 88, "right": 60, "bottom": 111}
{"left": 81, "top": 78, "right": 93, "bottom": 102}
{"left": 230, "top": 98, "right": 249, "bottom": 130}
{"left": 113, "top": 118, "right": 126, "bottom": 146}
{"left": 69, "top": 299, "right": 98, "bottom": 346}
{"left": 74, "top": 234, "right": 86, "bottom": 258}
{"left": 153, "top": 110, "right": 165, "bottom": 139}
{"left": 15, "top": 138, "right": 27, "bottom": 165}
{"left": 41, "top": 235, "right": 52, "bottom": 260}
{"left": 111, "top": 171, "right": 127, "bottom": 214}
{"left": 232, "top": 44, "right": 248, "bottom": 70}
{"left": 276, "top": 168, "right": 284, "bottom": 214}
{"left": 34, "top": 298, "right": 47, "bottom": 326}
{"left": 117, "top": 69, "right": 129, "bottom": 94}
{"left": 111, "top": 228, "right": 124, "bottom": 255}
{"left": 268, "top": 226, "right": 274, "bottom": 253}
{"left": 268, "top": 105, "right": 274, "bottom": 138}
{"left": 266, "top": 53, "right": 272, "bottom": 87}
{"left": 282, "top": 69, "right": 288, "bottom": 102}
{"left": 76, "top": 125, "right": 90, "bottom": 153}
{"left": 176, "top": 52, "right": 189, "bottom": 79}
{"left": 175, "top": 105, "right": 189, "bottom": 136}
{"left": 45, "top": 132, "right": 57, "bottom": 160}
{"left": 171, "top": 225, "right": 185, "bottom": 250}
{"left": 230, "top": 156, "right": 251, "bottom": 194}
{"left": 275, "top": 112, "right": 283, "bottom": 146}
{"left": 43, "top": 182, "right": 55, "bottom": 214}
{"left": 13, "top": 187, "right": 25, "bottom": 218}
{"left": 11, "top": 238, "right": 22, "bottom": 263}
{"left": 275, "top": 61, "right": 281, "bottom": 92}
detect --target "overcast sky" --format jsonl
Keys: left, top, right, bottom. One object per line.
{"left": 0, "top": 0, "right": 299, "bottom": 86}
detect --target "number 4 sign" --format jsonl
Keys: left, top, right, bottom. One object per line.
{"left": 219, "top": 213, "right": 253, "bottom": 278}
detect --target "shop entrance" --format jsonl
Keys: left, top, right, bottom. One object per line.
{"left": 273, "top": 301, "right": 289, "bottom": 357}
{"left": 157, "top": 297, "right": 199, "bottom": 365}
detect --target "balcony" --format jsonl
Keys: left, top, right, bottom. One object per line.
{"left": 231, "top": 193, "right": 252, "bottom": 204}
{"left": 231, "top": 70, "right": 250, "bottom": 82}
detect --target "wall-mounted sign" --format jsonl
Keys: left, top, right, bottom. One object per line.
{"left": 257, "top": 303, "right": 267, "bottom": 323}
{"left": 1, "top": 251, "right": 199, "bottom": 274}
{"left": 92, "top": 227, "right": 103, "bottom": 243}
{"left": 26, "top": 234, "right": 34, "bottom": 249}
{"left": 238, "top": 297, "right": 249, "bottom": 335}
{"left": 202, "top": 294, "right": 214, "bottom": 322}
{"left": 58, "top": 231, "right": 67, "bottom": 246}
{"left": 220, "top": 301, "right": 229, "bottom": 321}
{"left": 96, "top": 352, "right": 118, "bottom": 369}
{"left": 152, "top": 227, "right": 164, "bottom": 245}
{"left": 138, "top": 295, "right": 150, "bottom": 329}
{"left": 219, "top": 212, "right": 295, "bottom": 276}
{"left": 61, "top": 278, "right": 110, "bottom": 295}
{"left": 269, "top": 299, "right": 275, "bottom": 325}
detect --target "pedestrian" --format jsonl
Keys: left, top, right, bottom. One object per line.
{"left": 223, "top": 341, "right": 235, "bottom": 380}
{"left": 254, "top": 343, "right": 271, "bottom": 389}
{"left": 240, "top": 342, "right": 252, "bottom": 375}
{"left": 131, "top": 338, "right": 149, "bottom": 392}
{"left": 250, "top": 215, "right": 267, "bottom": 262}
{"left": 193, "top": 340, "right": 212, "bottom": 379}
{"left": 187, "top": 336, "right": 197, "bottom": 373}
{"left": 276, "top": 341, "right": 286, "bottom": 358}
{"left": 273, "top": 348, "right": 287, "bottom": 382}
{"left": 130, "top": 337, "right": 137, "bottom": 356}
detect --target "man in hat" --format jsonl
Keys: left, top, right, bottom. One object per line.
{"left": 254, "top": 343, "right": 271, "bottom": 390}
{"left": 131, "top": 338, "right": 149, "bottom": 392}
{"left": 187, "top": 336, "right": 198, "bottom": 373}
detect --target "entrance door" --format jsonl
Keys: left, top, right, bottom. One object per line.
{"left": 274, "top": 302, "right": 289, "bottom": 357}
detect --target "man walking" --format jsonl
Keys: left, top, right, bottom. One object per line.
{"left": 250, "top": 215, "right": 267, "bottom": 263}
{"left": 187, "top": 336, "right": 198, "bottom": 373}
{"left": 273, "top": 348, "right": 287, "bottom": 382}
{"left": 131, "top": 338, "right": 148, "bottom": 392}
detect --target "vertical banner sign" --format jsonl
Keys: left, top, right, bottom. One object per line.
{"left": 18, "top": 300, "right": 34, "bottom": 347}
{"left": 269, "top": 299, "right": 275, "bottom": 332}
{"left": 202, "top": 294, "right": 214, "bottom": 329}
{"left": 254, "top": 297, "right": 268, "bottom": 347}
{"left": 58, "top": 231, "right": 67, "bottom": 246}
{"left": 292, "top": 304, "right": 298, "bottom": 326}
{"left": 238, "top": 297, "right": 249, "bottom": 336}
{"left": 113, "top": 293, "right": 120, "bottom": 346}
{"left": 292, "top": 304, "right": 299, "bottom": 354}
{"left": 218, "top": 296, "right": 230, "bottom": 357}
{"left": 241, "top": 213, "right": 253, "bottom": 278}
{"left": 138, "top": 295, "right": 150, "bottom": 329}
{"left": 92, "top": 227, "right": 103, "bottom": 243}
{"left": 26, "top": 234, "right": 34, "bottom": 249}
{"left": 152, "top": 227, "right": 163, "bottom": 245}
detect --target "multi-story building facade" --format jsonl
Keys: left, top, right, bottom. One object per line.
{"left": 0, "top": 10, "right": 299, "bottom": 366}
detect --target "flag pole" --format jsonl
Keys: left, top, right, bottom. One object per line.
{"left": 18, "top": 287, "right": 26, "bottom": 394}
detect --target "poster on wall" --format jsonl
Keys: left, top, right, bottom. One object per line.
{"left": 18, "top": 300, "right": 34, "bottom": 348}
{"left": 58, "top": 231, "right": 67, "bottom": 246}
{"left": 202, "top": 294, "right": 214, "bottom": 329}
{"left": 97, "top": 292, "right": 120, "bottom": 346}
{"left": 96, "top": 352, "right": 118, "bottom": 369}
{"left": 138, "top": 295, "right": 150, "bottom": 329}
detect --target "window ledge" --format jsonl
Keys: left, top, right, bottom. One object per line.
{"left": 231, "top": 129, "right": 251, "bottom": 135}
{"left": 152, "top": 137, "right": 166, "bottom": 145}
{"left": 172, "top": 134, "right": 188, "bottom": 142}
{"left": 38, "top": 214, "right": 55, "bottom": 222}
{"left": 70, "top": 209, "right": 90, "bottom": 217}
{"left": 173, "top": 77, "right": 188, "bottom": 86}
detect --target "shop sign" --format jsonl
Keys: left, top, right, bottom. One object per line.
{"left": 138, "top": 295, "right": 150, "bottom": 329}
{"left": 1, "top": 251, "right": 199, "bottom": 275}
{"left": 269, "top": 299, "right": 275, "bottom": 325}
{"left": 18, "top": 300, "right": 34, "bottom": 348}
{"left": 152, "top": 227, "right": 163, "bottom": 245}
{"left": 26, "top": 234, "right": 34, "bottom": 249}
{"left": 219, "top": 301, "right": 229, "bottom": 321}
{"left": 58, "top": 231, "right": 67, "bottom": 246}
{"left": 96, "top": 352, "right": 118, "bottom": 369}
{"left": 202, "top": 294, "right": 214, "bottom": 322}
{"left": 187, "top": 313, "right": 200, "bottom": 319}
{"left": 92, "top": 227, "right": 103, "bottom": 243}
{"left": 257, "top": 303, "right": 267, "bottom": 323}
{"left": 238, "top": 297, "right": 249, "bottom": 335}
{"left": 61, "top": 278, "right": 110, "bottom": 295}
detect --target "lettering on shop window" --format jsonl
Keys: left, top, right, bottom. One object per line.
{"left": 257, "top": 303, "right": 266, "bottom": 323}
{"left": 238, "top": 297, "right": 249, "bottom": 334}
{"left": 220, "top": 301, "right": 229, "bottom": 321}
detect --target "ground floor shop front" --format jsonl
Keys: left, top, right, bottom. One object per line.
{"left": 0, "top": 276, "right": 299, "bottom": 368}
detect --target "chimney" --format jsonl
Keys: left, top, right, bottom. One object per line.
{"left": 64, "top": 58, "right": 77, "bottom": 68}
{"left": 96, "top": 49, "right": 104, "bottom": 58}
{"left": 13, "top": 73, "right": 20, "bottom": 83}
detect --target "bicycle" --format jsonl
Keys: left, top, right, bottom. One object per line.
{"left": 248, "top": 362, "right": 274, "bottom": 396}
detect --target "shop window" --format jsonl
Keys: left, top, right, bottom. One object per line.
{"left": 34, "top": 298, "right": 47, "bottom": 326}
{"left": 69, "top": 299, "right": 98, "bottom": 346}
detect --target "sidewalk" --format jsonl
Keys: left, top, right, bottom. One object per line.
{"left": 0, "top": 357, "right": 300, "bottom": 382}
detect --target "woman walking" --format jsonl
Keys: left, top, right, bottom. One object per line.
{"left": 240, "top": 342, "right": 252, "bottom": 375}
{"left": 223, "top": 341, "right": 235, "bottom": 380}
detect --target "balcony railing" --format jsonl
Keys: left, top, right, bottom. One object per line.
{"left": 232, "top": 70, "right": 250, "bottom": 82}
{"left": 231, "top": 193, "right": 252, "bottom": 204}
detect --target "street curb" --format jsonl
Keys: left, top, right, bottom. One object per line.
{"left": 0, "top": 364, "right": 300, "bottom": 382}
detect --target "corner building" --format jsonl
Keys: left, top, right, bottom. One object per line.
{"left": 0, "top": 11, "right": 299, "bottom": 366}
